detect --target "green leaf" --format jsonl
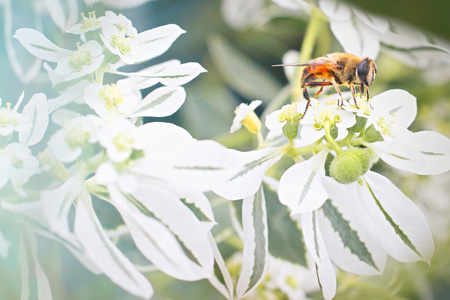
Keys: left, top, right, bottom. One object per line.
{"left": 208, "top": 35, "right": 282, "bottom": 103}
{"left": 321, "top": 200, "right": 378, "bottom": 270}
{"left": 264, "top": 182, "right": 308, "bottom": 267}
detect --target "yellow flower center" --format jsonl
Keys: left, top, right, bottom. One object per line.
{"left": 99, "top": 84, "right": 124, "bottom": 110}
{"left": 113, "top": 132, "right": 134, "bottom": 152}
{"left": 68, "top": 43, "right": 92, "bottom": 71}
{"left": 377, "top": 117, "right": 394, "bottom": 136}
{"left": 80, "top": 11, "right": 100, "bottom": 30}
{"left": 0, "top": 103, "right": 18, "bottom": 127}
{"left": 279, "top": 103, "right": 301, "bottom": 122}
{"left": 111, "top": 27, "right": 133, "bottom": 55}
{"left": 65, "top": 128, "right": 90, "bottom": 150}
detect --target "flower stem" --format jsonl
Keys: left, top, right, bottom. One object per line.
{"left": 324, "top": 122, "right": 342, "bottom": 153}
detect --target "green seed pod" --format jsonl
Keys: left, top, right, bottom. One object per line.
{"left": 329, "top": 148, "right": 371, "bottom": 184}
{"left": 282, "top": 120, "right": 299, "bottom": 141}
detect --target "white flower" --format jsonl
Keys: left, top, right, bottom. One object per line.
{"left": 48, "top": 115, "right": 102, "bottom": 163}
{"left": 365, "top": 89, "right": 417, "bottom": 141}
{"left": 0, "top": 143, "right": 39, "bottom": 196}
{"left": 85, "top": 79, "right": 139, "bottom": 119}
{"left": 230, "top": 100, "right": 262, "bottom": 133}
{"left": 66, "top": 11, "right": 105, "bottom": 36}
{"left": 0, "top": 97, "right": 30, "bottom": 136}
{"left": 100, "top": 11, "right": 185, "bottom": 65}
{"left": 300, "top": 96, "right": 356, "bottom": 144}
{"left": 54, "top": 40, "right": 104, "bottom": 81}
{"left": 98, "top": 118, "right": 143, "bottom": 163}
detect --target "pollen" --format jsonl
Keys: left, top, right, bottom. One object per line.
{"left": 80, "top": 11, "right": 101, "bottom": 30}
{"left": 113, "top": 132, "right": 134, "bottom": 152}
{"left": 0, "top": 103, "right": 18, "bottom": 127}
{"left": 279, "top": 103, "right": 301, "bottom": 122}
{"left": 377, "top": 117, "right": 394, "bottom": 136}
{"left": 111, "top": 29, "right": 134, "bottom": 55}
{"left": 65, "top": 128, "right": 90, "bottom": 150}
{"left": 68, "top": 43, "right": 92, "bottom": 71}
{"left": 99, "top": 84, "right": 124, "bottom": 110}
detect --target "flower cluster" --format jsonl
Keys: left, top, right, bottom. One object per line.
{"left": 221, "top": 87, "right": 450, "bottom": 299}
{"left": 1, "top": 10, "right": 240, "bottom": 300}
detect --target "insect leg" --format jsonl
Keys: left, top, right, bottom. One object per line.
{"left": 314, "top": 86, "right": 324, "bottom": 98}
{"left": 366, "top": 87, "right": 374, "bottom": 109}
{"left": 350, "top": 84, "right": 359, "bottom": 109}
{"left": 330, "top": 78, "right": 344, "bottom": 107}
{"left": 360, "top": 84, "right": 365, "bottom": 94}
{"left": 301, "top": 87, "right": 311, "bottom": 119}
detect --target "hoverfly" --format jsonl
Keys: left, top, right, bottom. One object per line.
{"left": 273, "top": 52, "right": 377, "bottom": 117}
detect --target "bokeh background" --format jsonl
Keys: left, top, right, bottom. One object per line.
{"left": 0, "top": 0, "right": 449, "bottom": 299}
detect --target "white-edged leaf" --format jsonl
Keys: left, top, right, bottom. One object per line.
{"left": 40, "top": 175, "right": 84, "bottom": 239}
{"left": 19, "top": 93, "right": 49, "bottom": 146}
{"left": 300, "top": 211, "right": 336, "bottom": 300}
{"left": 130, "top": 86, "right": 186, "bottom": 117}
{"left": 330, "top": 18, "right": 380, "bottom": 59}
{"left": 371, "top": 131, "right": 450, "bottom": 175}
{"left": 0, "top": 229, "right": 10, "bottom": 258}
{"left": 278, "top": 149, "right": 328, "bottom": 214}
{"left": 126, "top": 60, "right": 181, "bottom": 89}
{"left": 236, "top": 186, "right": 269, "bottom": 298}
{"left": 213, "top": 147, "right": 282, "bottom": 200}
{"left": 19, "top": 227, "right": 53, "bottom": 300}
{"left": 44, "top": 0, "right": 78, "bottom": 31}
{"left": 208, "top": 35, "right": 282, "bottom": 103}
{"left": 207, "top": 233, "right": 234, "bottom": 300}
{"left": 74, "top": 189, "right": 153, "bottom": 299}
{"left": 122, "top": 62, "right": 206, "bottom": 87}
{"left": 319, "top": 178, "right": 386, "bottom": 275}
{"left": 263, "top": 180, "right": 308, "bottom": 266}
{"left": 111, "top": 182, "right": 214, "bottom": 280}
{"left": 133, "top": 24, "right": 185, "bottom": 64}
{"left": 357, "top": 172, "right": 434, "bottom": 263}
{"left": 14, "top": 28, "right": 71, "bottom": 62}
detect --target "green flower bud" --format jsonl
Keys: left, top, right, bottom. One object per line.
{"left": 329, "top": 148, "right": 371, "bottom": 184}
{"left": 363, "top": 124, "right": 383, "bottom": 142}
{"left": 348, "top": 116, "right": 367, "bottom": 134}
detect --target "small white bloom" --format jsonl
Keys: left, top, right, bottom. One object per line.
{"left": 230, "top": 100, "right": 262, "bottom": 133}
{"left": 98, "top": 118, "right": 143, "bottom": 163}
{"left": 48, "top": 115, "right": 102, "bottom": 163}
{"left": 85, "top": 79, "right": 139, "bottom": 119}
{"left": 0, "top": 143, "right": 39, "bottom": 196}
{"left": 366, "top": 89, "right": 416, "bottom": 141}
{"left": 67, "top": 11, "right": 105, "bottom": 35}
{"left": 0, "top": 99, "right": 30, "bottom": 136}
{"left": 300, "top": 96, "right": 356, "bottom": 144}
{"left": 100, "top": 12, "right": 138, "bottom": 64}
{"left": 55, "top": 40, "right": 104, "bottom": 81}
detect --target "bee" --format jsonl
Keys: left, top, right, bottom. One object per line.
{"left": 273, "top": 52, "right": 377, "bottom": 117}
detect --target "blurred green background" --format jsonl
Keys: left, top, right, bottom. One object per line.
{"left": 0, "top": 0, "right": 449, "bottom": 299}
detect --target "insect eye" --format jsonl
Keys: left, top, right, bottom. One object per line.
{"left": 357, "top": 59, "right": 376, "bottom": 86}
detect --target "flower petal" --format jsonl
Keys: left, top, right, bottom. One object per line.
{"left": 14, "top": 28, "right": 71, "bottom": 62}
{"left": 236, "top": 187, "right": 269, "bottom": 298}
{"left": 19, "top": 93, "right": 49, "bottom": 146}
{"left": 130, "top": 86, "right": 185, "bottom": 117}
{"left": 357, "top": 172, "right": 434, "bottom": 263}
{"left": 74, "top": 190, "right": 153, "bottom": 299}
{"left": 278, "top": 149, "right": 328, "bottom": 214}
{"left": 370, "top": 131, "right": 450, "bottom": 175}
{"left": 300, "top": 211, "right": 336, "bottom": 300}
{"left": 213, "top": 147, "right": 282, "bottom": 200}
